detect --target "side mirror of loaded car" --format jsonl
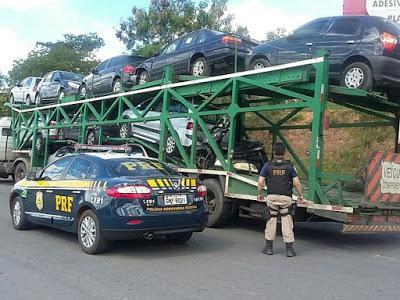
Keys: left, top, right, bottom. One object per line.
{"left": 53, "top": 77, "right": 60, "bottom": 82}
{"left": 91, "top": 68, "right": 99, "bottom": 75}
{"left": 16, "top": 81, "right": 22, "bottom": 87}
{"left": 26, "top": 171, "right": 37, "bottom": 181}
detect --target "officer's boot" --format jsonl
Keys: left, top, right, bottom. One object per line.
{"left": 286, "top": 242, "right": 296, "bottom": 257}
{"left": 262, "top": 240, "right": 273, "bottom": 255}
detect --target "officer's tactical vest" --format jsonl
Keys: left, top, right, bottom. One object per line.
{"left": 266, "top": 158, "right": 294, "bottom": 197}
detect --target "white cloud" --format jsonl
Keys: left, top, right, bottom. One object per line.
{"left": 228, "top": 0, "right": 312, "bottom": 41}
{"left": 90, "top": 23, "right": 127, "bottom": 61}
{"left": 0, "top": 27, "right": 34, "bottom": 73}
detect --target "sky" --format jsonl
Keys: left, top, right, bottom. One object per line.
{"left": 0, "top": 0, "right": 343, "bottom": 75}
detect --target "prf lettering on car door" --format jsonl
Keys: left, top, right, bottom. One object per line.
{"left": 55, "top": 195, "right": 73, "bottom": 213}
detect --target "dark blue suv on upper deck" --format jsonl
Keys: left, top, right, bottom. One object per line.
{"left": 246, "top": 16, "right": 400, "bottom": 102}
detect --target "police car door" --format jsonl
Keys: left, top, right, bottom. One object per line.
{"left": 29, "top": 157, "right": 74, "bottom": 225}
{"left": 51, "top": 157, "right": 94, "bottom": 227}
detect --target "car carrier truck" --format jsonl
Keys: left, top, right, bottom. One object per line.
{"left": 7, "top": 51, "right": 400, "bottom": 233}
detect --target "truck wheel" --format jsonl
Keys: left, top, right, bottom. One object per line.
{"left": 166, "top": 232, "right": 193, "bottom": 244}
{"left": 203, "top": 178, "right": 232, "bottom": 227}
{"left": 78, "top": 210, "right": 109, "bottom": 254}
{"left": 11, "top": 196, "right": 31, "bottom": 230}
{"left": 341, "top": 62, "right": 372, "bottom": 91}
{"left": 14, "top": 162, "right": 27, "bottom": 183}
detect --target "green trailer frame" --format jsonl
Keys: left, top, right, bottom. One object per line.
{"left": 8, "top": 52, "right": 400, "bottom": 231}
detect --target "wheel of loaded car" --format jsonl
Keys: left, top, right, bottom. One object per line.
{"left": 203, "top": 178, "right": 232, "bottom": 227}
{"left": 137, "top": 70, "right": 149, "bottom": 85}
{"left": 191, "top": 57, "right": 210, "bottom": 77}
{"left": 58, "top": 89, "right": 65, "bottom": 102}
{"left": 86, "top": 130, "right": 99, "bottom": 145}
{"left": 165, "top": 135, "right": 177, "bottom": 155}
{"left": 26, "top": 95, "right": 32, "bottom": 106}
{"left": 119, "top": 122, "right": 131, "bottom": 139}
{"left": 112, "top": 79, "right": 122, "bottom": 93}
{"left": 341, "top": 62, "right": 372, "bottom": 91}
{"left": 250, "top": 58, "right": 270, "bottom": 70}
{"left": 35, "top": 93, "right": 41, "bottom": 105}
{"left": 35, "top": 133, "right": 45, "bottom": 153}
{"left": 79, "top": 84, "right": 87, "bottom": 99}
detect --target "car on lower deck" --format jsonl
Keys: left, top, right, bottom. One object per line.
{"left": 134, "top": 28, "right": 258, "bottom": 85}
{"left": 10, "top": 152, "right": 208, "bottom": 254}
{"left": 246, "top": 16, "right": 400, "bottom": 101}
{"left": 119, "top": 99, "right": 214, "bottom": 155}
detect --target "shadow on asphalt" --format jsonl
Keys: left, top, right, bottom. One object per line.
{"left": 223, "top": 217, "right": 400, "bottom": 250}
{"left": 25, "top": 224, "right": 231, "bottom": 257}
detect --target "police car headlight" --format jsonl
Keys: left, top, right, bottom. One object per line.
{"left": 67, "top": 81, "right": 80, "bottom": 90}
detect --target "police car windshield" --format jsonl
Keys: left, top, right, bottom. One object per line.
{"left": 105, "top": 158, "right": 180, "bottom": 177}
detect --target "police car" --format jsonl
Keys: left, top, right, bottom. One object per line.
{"left": 10, "top": 149, "right": 208, "bottom": 254}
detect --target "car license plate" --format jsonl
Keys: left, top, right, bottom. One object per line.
{"left": 164, "top": 194, "right": 187, "bottom": 205}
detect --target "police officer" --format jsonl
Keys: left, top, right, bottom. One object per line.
{"left": 257, "top": 142, "right": 304, "bottom": 257}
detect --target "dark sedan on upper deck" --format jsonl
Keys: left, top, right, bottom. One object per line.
{"left": 10, "top": 153, "right": 208, "bottom": 254}
{"left": 133, "top": 28, "right": 259, "bottom": 85}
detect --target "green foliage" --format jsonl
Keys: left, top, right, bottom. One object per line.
{"left": 117, "top": 0, "right": 246, "bottom": 56}
{"left": 0, "top": 93, "right": 10, "bottom": 117}
{"left": 265, "top": 27, "right": 287, "bottom": 42}
{"left": 8, "top": 33, "right": 104, "bottom": 85}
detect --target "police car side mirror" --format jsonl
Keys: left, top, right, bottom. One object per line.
{"left": 26, "top": 171, "right": 37, "bottom": 181}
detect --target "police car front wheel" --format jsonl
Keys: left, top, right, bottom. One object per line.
{"left": 11, "top": 196, "right": 31, "bottom": 230}
{"left": 78, "top": 210, "right": 109, "bottom": 254}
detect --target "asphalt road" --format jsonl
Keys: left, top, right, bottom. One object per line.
{"left": 1, "top": 179, "right": 399, "bottom": 300}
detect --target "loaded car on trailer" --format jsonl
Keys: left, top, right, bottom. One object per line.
{"left": 9, "top": 77, "right": 42, "bottom": 106}
{"left": 133, "top": 28, "right": 258, "bottom": 85}
{"left": 246, "top": 16, "right": 400, "bottom": 102}
{"left": 80, "top": 54, "right": 147, "bottom": 98}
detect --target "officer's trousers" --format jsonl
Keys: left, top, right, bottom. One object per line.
{"left": 265, "top": 194, "right": 294, "bottom": 243}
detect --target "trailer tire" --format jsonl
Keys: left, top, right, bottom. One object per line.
{"left": 14, "top": 162, "right": 27, "bottom": 183}
{"left": 204, "top": 178, "right": 231, "bottom": 227}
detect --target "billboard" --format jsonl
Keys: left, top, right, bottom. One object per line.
{"left": 366, "top": 0, "right": 400, "bottom": 22}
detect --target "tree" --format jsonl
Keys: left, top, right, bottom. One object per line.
{"left": 265, "top": 27, "right": 287, "bottom": 42}
{"left": 116, "top": 0, "right": 244, "bottom": 56}
{"left": 8, "top": 33, "right": 104, "bottom": 85}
